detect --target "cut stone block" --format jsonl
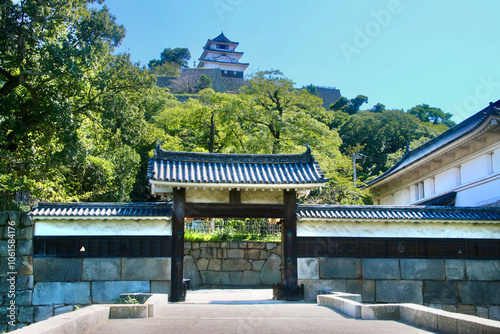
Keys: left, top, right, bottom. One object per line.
{"left": 445, "top": 259, "right": 465, "bottom": 280}
{"left": 151, "top": 281, "right": 170, "bottom": 295}
{"left": 201, "top": 271, "right": 230, "bottom": 286}
{"left": 91, "top": 281, "right": 150, "bottom": 303}
{"left": 458, "top": 281, "right": 500, "bottom": 305}
{"left": 33, "top": 282, "right": 90, "bottom": 305}
{"left": 109, "top": 305, "right": 148, "bottom": 319}
{"left": 375, "top": 280, "right": 423, "bottom": 304}
{"left": 222, "top": 259, "right": 251, "bottom": 271}
{"left": 196, "top": 258, "right": 209, "bottom": 271}
{"left": 260, "top": 254, "right": 281, "bottom": 285}
{"left": 347, "top": 280, "right": 375, "bottom": 303}
{"left": 16, "top": 240, "right": 33, "bottom": 256}
{"left": 15, "top": 289, "right": 32, "bottom": 306}
{"left": 362, "top": 258, "right": 400, "bottom": 280}
{"left": 400, "top": 259, "right": 445, "bottom": 280}
{"left": 299, "top": 279, "right": 346, "bottom": 302}
{"left": 489, "top": 306, "right": 500, "bottom": 321}
{"left": 207, "top": 259, "right": 222, "bottom": 271}
{"left": 251, "top": 260, "right": 265, "bottom": 272}
{"left": 298, "top": 258, "right": 319, "bottom": 280}
{"left": 424, "top": 281, "right": 459, "bottom": 304}
{"left": 465, "top": 260, "right": 500, "bottom": 281}
{"left": 54, "top": 305, "right": 74, "bottom": 316}
{"left": 17, "top": 306, "right": 34, "bottom": 323}
{"left": 227, "top": 249, "right": 244, "bottom": 259}
{"left": 34, "top": 305, "right": 53, "bottom": 322}
{"left": 122, "top": 258, "right": 171, "bottom": 281}
{"left": 319, "top": 258, "right": 361, "bottom": 279}
{"left": 33, "top": 258, "right": 81, "bottom": 282}
{"left": 82, "top": 258, "right": 121, "bottom": 281}
{"left": 183, "top": 256, "right": 201, "bottom": 289}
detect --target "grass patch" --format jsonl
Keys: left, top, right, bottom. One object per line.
{"left": 184, "top": 229, "right": 280, "bottom": 242}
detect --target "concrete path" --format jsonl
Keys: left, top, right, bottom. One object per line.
{"left": 88, "top": 289, "right": 437, "bottom": 334}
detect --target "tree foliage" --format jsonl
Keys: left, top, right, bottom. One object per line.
{"left": 148, "top": 47, "right": 190, "bottom": 75}
{"left": 0, "top": 0, "right": 157, "bottom": 201}
{"left": 408, "top": 104, "right": 456, "bottom": 127}
{"left": 0, "top": 2, "right": 457, "bottom": 205}
{"left": 330, "top": 95, "right": 368, "bottom": 115}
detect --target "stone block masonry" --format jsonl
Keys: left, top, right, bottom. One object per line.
{"left": 183, "top": 241, "right": 282, "bottom": 288}
{"left": 298, "top": 257, "right": 500, "bottom": 321}
{"left": 0, "top": 211, "right": 35, "bottom": 332}
{"left": 0, "top": 210, "right": 172, "bottom": 332}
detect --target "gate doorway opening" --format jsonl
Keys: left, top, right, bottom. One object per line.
{"left": 147, "top": 146, "right": 328, "bottom": 302}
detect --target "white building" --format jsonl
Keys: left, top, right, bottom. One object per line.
{"left": 197, "top": 32, "right": 249, "bottom": 78}
{"left": 367, "top": 100, "right": 500, "bottom": 207}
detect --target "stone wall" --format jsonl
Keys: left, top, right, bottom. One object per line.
{"left": 183, "top": 241, "right": 282, "bottom": 288}
{"left": 298, "top": 257, "right": 500, "bottom": 321}
{"left": 0, "top": 210, "right": 172, "bottom": 332}
{"left": 0, "top": 211, "right": 34, "bottom": 332}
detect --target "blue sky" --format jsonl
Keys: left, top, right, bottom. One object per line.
{"left": 101, "top": 0, "right": 500, "bottom": 123}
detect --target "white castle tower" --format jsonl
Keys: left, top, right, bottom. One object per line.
{"left": 197, "top": 32, "right": 249, "bottom": 78}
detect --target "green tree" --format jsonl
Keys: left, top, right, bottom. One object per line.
{"left": 303, "top": 84, "right": 318, "bottom": 96}
{"left": 330, "top": 95, "right": 368, "bottom": 115}
{"left": 152, "top": 89, "right": 248, "bottom": 153}
{"left": 408, "top": 104, "right": 456, "bottom": 127}
{"left": 370, "top": 103, "right": 386, "bottom": 113}
{"left": 338, "top": 110, "right": 444, "bottom": 178}
{"left": 240, "top": 70, "right": 329, "bottom": 154}
{"left": 198, "top": 74, "right": 212, "bottom": 91}
{"left": 149, "top": 61, "right": 179, "bottom": 76}
{"left": 384, "top": 136, "right": 431, "bottom": 169}
{"left": 148, "top": 47, "right": 191, "bottom": 71}
{"left": 0, "top": 0, "right": 157, "bottom": 201}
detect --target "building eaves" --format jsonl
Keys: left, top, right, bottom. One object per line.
{"left": 147, "top": 146, "right": 328, "bottom": 186}
{"left": 30, "top": 202, "right": 172, "bottom": 217}
{"left": 366, "top": 100, "right": 500, "bottom": 187}
{"left": 297, "top": 204, "right": 500, "bottom": 222}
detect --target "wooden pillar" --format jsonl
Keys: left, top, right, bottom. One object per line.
{"left": 171, "top": 188, "right": 185, "bottom": 302}
{"left": 282, "top": 190, "right": 298, "bottom": 290}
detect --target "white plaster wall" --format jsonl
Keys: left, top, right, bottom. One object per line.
{"left": 241, "top": 189, "right": 283, "bottom": 204}
{"left": 455, "top": 176, "right": 500, "bottom": 207}
{"left": 493, "top": 148, "right": 500, "bottom": 173}
{"left": 435, "top": 167, "right": 460, "bottom": 194}
{"left": 34, "top": 218, "right": 172, "bottom": 236}
{"left": 200, "top": 63, "right": 219, "bottom": 69}
{"left": 461, "top": 154, "right": 493, "bottom": 184}
{"left": 379, "top": 195, "right": 394, "bottom": 205}
{"left": 185, "top": 189, "right": 229, "bottom": 203}
{"left": 394, "top": 188, "right": 410, "bottom": 205}
{"left": 423, "top": 178, "right": 435, "bottom": 198}
{"left": 409, "top": 185, "right": 418, "bottom": 202}
{"left": 297, "top": 220, "right": 500, "bottom": 239}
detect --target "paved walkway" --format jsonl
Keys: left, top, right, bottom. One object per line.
{"left": 88, "top": 289, "right": 436, "bottom": 334}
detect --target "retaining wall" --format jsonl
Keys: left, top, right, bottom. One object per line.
{"left": 1, "top": 212, "right": 35, "bottom": 332}
{"left": 298, "top": 257, "right": 500, "bottom": 321}
{"left": 183, "top": 241, "right": 282, "bottom": 288}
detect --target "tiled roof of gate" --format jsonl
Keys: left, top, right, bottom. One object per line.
{"left": 297, "top": 205, "right": 500, "bottom": 222}
{"left": 30, "top": 202, "right": 172, "bottom": 217}
{"left": 148, "top": 146, "right": 327, "bottom": 186}
{"left": 367, "top": 100, "right": 500, "bottom": 187}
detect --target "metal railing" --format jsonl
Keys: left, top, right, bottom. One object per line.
{"left": 185, "top": 219, "right": 281, "bottom": 235}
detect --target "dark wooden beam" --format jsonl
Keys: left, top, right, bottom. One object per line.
{"left": 185, "top": 203, "right": 284, "bottom": 218}
{"left": 282, "top": 190, "right": 298, "bottom": 290}
{"left": 229, "top": 189, "right": 241, "bottom": 204}
{"left": 171, "top": 188, "right": 185, "bottom": 302}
